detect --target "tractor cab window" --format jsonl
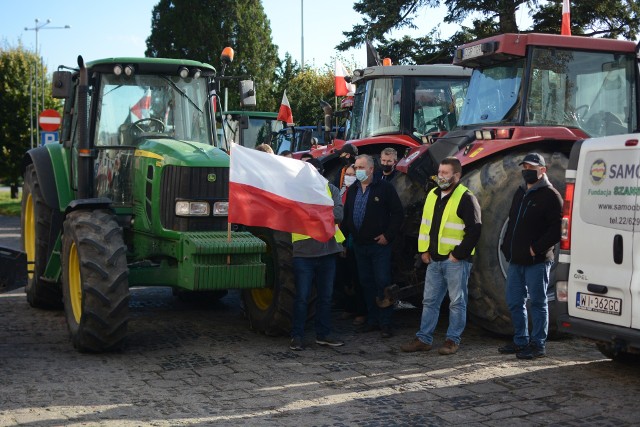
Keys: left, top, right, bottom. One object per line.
{"left": 458, "top": 60, "right": 524, "bottom": 126}
{"left": 413, "top": 78, "right": 469, "bottom": 136}
{"left": 526, "top": 48, "right": 636, "bottom": 137}
{"left": 348, "top": 77, "right": 402, "bottom": 140}
{"left": 95, "top": 73, "right": 211, "bottom": 146}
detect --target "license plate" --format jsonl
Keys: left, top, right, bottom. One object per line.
{"left": 576, "top": 292, "right": 622, "bottom": 316}
{"left": 463, "top": 44, "right": 483, "bottom": 60}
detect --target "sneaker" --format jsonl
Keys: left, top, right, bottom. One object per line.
{"left": 316, "top": 336, "right": 345, "bottom": 347}
{"left": 498, "top": 342, "right": 528, "bottom": 354}
{"left": 380, "top": 325, "right": 393, "bottom": 339}
{"left": 400, "top": 337, "right": 432, "bottom": 352}
{"left": 438, "top": 339, "right": 459, "bottom": 355}
{"left": 289, "top": 337, "right": 304, "bottom": 351}
{"left": 516, "top": 343, "right": 546, "bottom": 360}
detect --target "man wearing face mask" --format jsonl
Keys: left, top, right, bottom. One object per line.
{"left": 400, "top": 157, "right": 481, "bottom": 355}
{"left": 342, "top": 154, "right": 404, "bottom": 338}
{"left": 333, "top": 144, "right": 359, "bottom": 189}
{"left": 379, "top": 148, "right": 398, "bottom": 181}
{"left": 499, "top": 153, "right": 562, "bottom": 360}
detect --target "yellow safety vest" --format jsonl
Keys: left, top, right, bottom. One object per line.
{"left": 292, "top": 185, "right": 346, "bottom": 244}
{"left": 417, "top": 184, "right": 475, "bottom": 256}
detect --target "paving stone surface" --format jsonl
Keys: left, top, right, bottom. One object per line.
{"left": 1, "top": 215, "right": 639, "bottom": 426}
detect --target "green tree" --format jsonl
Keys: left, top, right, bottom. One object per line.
{"left": 145, "top": 0, "right": 279, "bottom": 110}
{"left": 0, "top": 43, "right": 57, "bottom": 198}
{"left": 281, "top": 67, "right": 334, "bottom": 126}
{"left": 338, "top": 0, "right": 640, "bottom": 64}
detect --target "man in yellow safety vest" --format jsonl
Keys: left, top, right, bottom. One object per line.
{"left": 400, "top": 156, "right": 481, "bottom": 355}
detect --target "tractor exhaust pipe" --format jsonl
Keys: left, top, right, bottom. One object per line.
{"left": 76, "top": 55, "right": 93, "bottom": 199}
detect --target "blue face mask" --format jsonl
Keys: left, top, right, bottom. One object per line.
{"left": 355, "top": 169, "right": 368, "bottom": 182}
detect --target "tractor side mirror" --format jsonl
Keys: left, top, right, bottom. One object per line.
{"left": 239, "top": 80, "right": 256, "bottom": 108}
{"left": 51, "top": 71, "right": 73, "bottom": 99}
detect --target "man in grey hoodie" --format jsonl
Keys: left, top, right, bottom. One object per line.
{"left": 289, "top": 158, "right": 346, "bottom": 351}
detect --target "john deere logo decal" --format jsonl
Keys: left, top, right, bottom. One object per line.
{"left": 590, "top": 159, "right": 606, "bottom": 185}
{"left": 207, "top": 173, "right": 217, "bottom": 182}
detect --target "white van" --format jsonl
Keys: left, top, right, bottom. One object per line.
{"left": 555, "top": 134, "right": 640, "bottom": 360}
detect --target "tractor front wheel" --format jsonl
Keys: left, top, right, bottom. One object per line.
{"left": 241, "top": 227, "right": 310, "bottom": 336}
{"left": 61, "top": 209, "right": 130, "bottom": 352}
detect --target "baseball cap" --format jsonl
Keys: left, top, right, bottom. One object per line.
{"left": 338, "top": 144, "right": 358, "bottom": 157}
{"left": 519, "top": 153, "right": 546, "bottom": 167}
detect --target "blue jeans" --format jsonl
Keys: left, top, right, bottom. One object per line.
{"left": 353, "top": 242, "right": 393, "bottom": 327}
{"left": 505, "top": 261, "right": 553, "bottom": 348}
{"left": 291, "top": 255, "right": 336, "bottom": 339}
{"left": 416, "top": 259, "right": 472, "bottom": 345}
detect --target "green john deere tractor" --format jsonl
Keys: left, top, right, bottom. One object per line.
{"left": 21, "top": 53, "right": 297, "bottom": 352}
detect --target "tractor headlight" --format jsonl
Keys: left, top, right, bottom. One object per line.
{"left": 175, "top": 201, "right": 210, "bottom": 216}
{"left": 212, "top": 201, "right": 228, "bottom": 216}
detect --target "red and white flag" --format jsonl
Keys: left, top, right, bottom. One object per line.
{"left": 276, "top": 90, "right": 294, "bottom": 125}
{"left": 335, "top": 60, "right": 356, "bottom": 97}
{"left": 561, "top": 0, "right": 571, "bottom": 36}
{"left": 130, "top": 89, "right": 152, "bottom": 120}
{"left": 229, "top": 144, "right": 335, "bottom": 242}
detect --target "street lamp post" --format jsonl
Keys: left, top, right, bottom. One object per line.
{"left": 24, "top": 18, "right": 70, "bottom": 148}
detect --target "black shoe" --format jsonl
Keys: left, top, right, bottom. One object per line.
{"left": 516, "top": 343, "right": 546, "bottom": 360}
{"left": 498, "top": 342, "right": 528, "bottom": 354}
{"left": 289, "top": 337, "right": 304, "bottom": 351}
{"left": 357, "top": 324, "right": 380, "bottom": 333}
{"left": 316, "top": 336, "right": 345, "bottom": 347}
{"left": 380, "top": 325, "right": 393, "bottom": 338}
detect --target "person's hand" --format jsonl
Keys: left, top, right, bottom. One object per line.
{"left": 421, "top": 252, "right": 431, "bottom": 264}
{"left": 374, "top": 234, "right": 388, "bottom": 245}
{"left": 529, "top": 246, "right": 535, "bottom": 256}
{"left": 448, "top": 253, "right": 459, "bottom": 263}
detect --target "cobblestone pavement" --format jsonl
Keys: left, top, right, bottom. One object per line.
{"left": 1, "top": 215, "right": 639, "bottom": 426}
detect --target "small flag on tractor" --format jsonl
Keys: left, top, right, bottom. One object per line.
{"left": 561, "top": 0, "right": 571, "bottom": 36}
{"left": 335, "top": 60, "right": 356, "bottom": 97}
{"left": 276, "top": 90, "right": 294, "bottom": 125}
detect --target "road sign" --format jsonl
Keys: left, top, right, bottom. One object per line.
{"left": 39, "top": 109, "right": 62, "bottom": 132}
{"left": 41, "top": 131, "right": 59, "bottom": 145}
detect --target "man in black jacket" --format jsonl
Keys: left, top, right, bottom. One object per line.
{"left": 500, "top": 153, "right": 562, "bottom": 360}
{"left": 343, "top": 154, "right": 404, "bottom": 338}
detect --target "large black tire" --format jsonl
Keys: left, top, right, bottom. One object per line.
{"left": 241, "top": 227, "right": 311, "bottom": 336}
{"left": 461, "top": 150, "right": 568, "bottom": 335}
{"left": 21, "top": 164, "right": 63, "bottom": 309}
{"left": 61, "top": 209, "right": 130, "bottom": 352}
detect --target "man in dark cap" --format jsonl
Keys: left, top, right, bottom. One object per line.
{"left": 334, "top": 144, "right": 359, "bottom": 188}
{"left": 499, "top": 153, "right": 562, "bottom": 360}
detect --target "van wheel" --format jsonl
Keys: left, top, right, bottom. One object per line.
{"left": 596, "top": 343, "right": 640, "bottom": 362}
{"left": 461, "top": 150, "right": 568, "bottom": 335}
{"left": 62, "top": 209, "right": 129, "bottom": 352}
{"left": 21, "top": 164, "right": 63, "bottom": 309}
{"left": 241, "top": 227, "right": 314, "bottom": 336}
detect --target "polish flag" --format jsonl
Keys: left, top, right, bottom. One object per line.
{"left": 335, "top": 60, "right": 356, "bottom": 97}
{"left": 561, "top": 0, "right": 571, "bottom": 36}
{"left": 276, "top": 90, "right": 294, "bottom": 125}
{"left": 130, "top": 88, "right": 152, "bottom": 120}
{"left": 229, "top": 144, "right": 335, "bottom": 242}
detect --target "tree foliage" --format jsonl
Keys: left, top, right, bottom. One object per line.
{"left": 281, "top": 66, "right": 335, "bottom": 126}
{"left": 145, "top": 0, "right": 279, "bottom": 110}
{"left": 0, "top": 43, "right": 58, "bottom": 196}
{"left": 339, "top": 0, "right": 640, "bottom": 64}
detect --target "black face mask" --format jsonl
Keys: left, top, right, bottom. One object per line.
{"left": 382, "top": 164, "right": 394, "bottom": 173}
{"left": 339, "top": 156, "right": 351, "bottom": 166}
{"left": 522, "top": 169, "right": 540, "bottom": 184}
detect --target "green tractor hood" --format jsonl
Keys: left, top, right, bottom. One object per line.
{"left": 134, "top": 138, "right": 230, "bottom": 168}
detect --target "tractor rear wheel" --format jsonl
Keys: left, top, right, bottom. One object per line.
{"left": 241, "top": 227, "right": 312, "bottom": 336}
{"left": 21, "top": 164, "right": 63, "bottom": 308}
{"left": 461, "top": 150, "right": 568, "bottom": 335}
{"left": 61, "top": 209, "right": 129, "bottom": 352}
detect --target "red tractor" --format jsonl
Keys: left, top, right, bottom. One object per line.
{"left": 390, "top": 33, "right": 639, "bottom": 334}
{"left": 318, "top": 64, "right": 472, "bottom": 177}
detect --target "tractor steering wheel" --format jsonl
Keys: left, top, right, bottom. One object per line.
{"left": 129, "top": 118, "right": 166, "bottom": 140}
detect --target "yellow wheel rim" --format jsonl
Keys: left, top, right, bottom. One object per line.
{"left": 250, "top": 288, "right": 274, "bottom": 311}
{"left": 68, "top": 242, "right": 82, "bottom": 323}
{"left": 24, "top": 193, "right": 35, "bottom": 279}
